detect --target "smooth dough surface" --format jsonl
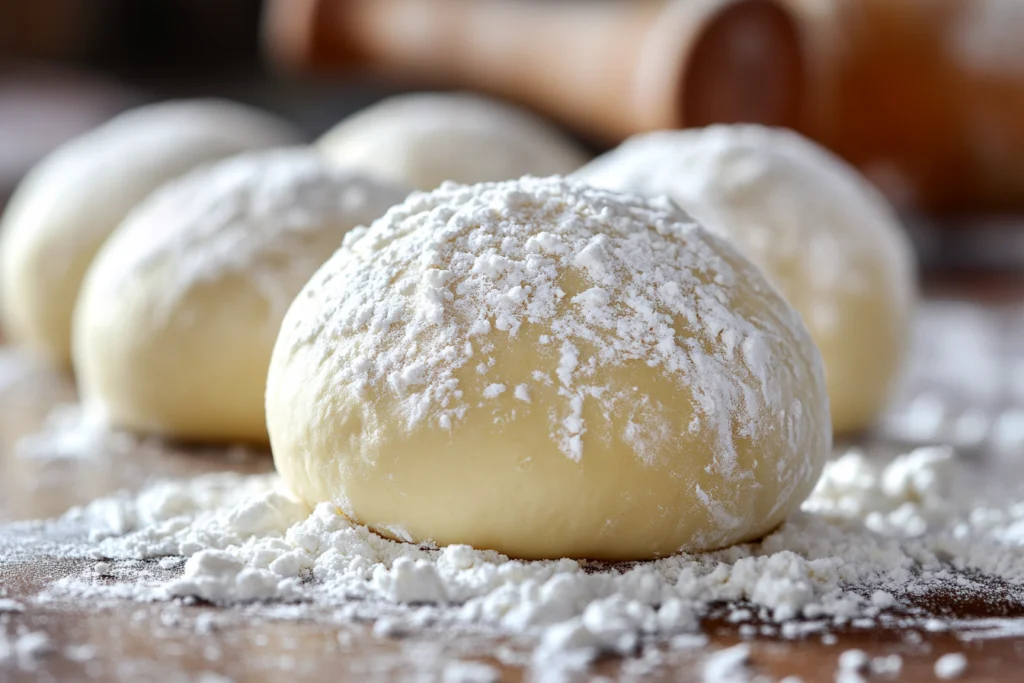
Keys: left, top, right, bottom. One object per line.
{"left": 317, "top": 93, "right": 588, "bottom": 190}
{"left": 73, "top": 150, "right": 408, "bottom": 443}
{"left": 267, "top": 177, "right": 831, "bottom": 561}
{"left": 0, "top": 99, "right": 301, "bottom": 367}
{"left": 577, "top": 126, "right": 917, "bottom": 434}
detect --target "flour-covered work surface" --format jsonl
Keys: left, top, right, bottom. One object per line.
{"left": 2, "top": 296, "right": 1024, "bottom": 682}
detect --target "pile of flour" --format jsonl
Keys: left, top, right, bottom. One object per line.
{"left": 18, "top": 435, "right": 1019, "bottom": 677}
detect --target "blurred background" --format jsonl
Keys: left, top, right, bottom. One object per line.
{"left": 3, "top": 0, "right": 1024, "bottom": 274}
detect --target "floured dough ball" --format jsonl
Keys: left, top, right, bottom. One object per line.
{"left": 73, "top": 150, "right": 408, "bottom": 444}
{"left": 267, "top": 177, "right": 830, "bottom": 560}
{"left": 577, "top": 126, "right": 916, "bottom": 434}
{"left": 0, "top": 99, "right": 302, "bottom": 366}
{"left": 317, "top": 93, "right": 588, "bottom": 190}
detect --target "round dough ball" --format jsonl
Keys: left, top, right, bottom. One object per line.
{"left": 73, "top": 150, "right": 408, "bottom": 444}
{"left": 267, "top": 177, "right": 830, "bottom": 561}
{"left": 0, "top": 99, "right": 302, "bottom": 366}
{"left": 317, "top": 93, "right": 588, "bottom": 190}
{"left": 577, "top": 126, "right": 916, "bottom": 434}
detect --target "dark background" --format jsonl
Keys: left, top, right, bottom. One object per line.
{"left": 0, "top": 0, "right": 399, "bottom": 136}
{"left": 2, "top": 0, "right": 1024, "bottom": 273}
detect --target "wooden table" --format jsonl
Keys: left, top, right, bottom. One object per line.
{"left": 3, "top": 284, "right": 1024, "bottom": 682}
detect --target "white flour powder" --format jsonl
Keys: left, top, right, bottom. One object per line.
{"left": 3, "top": 301, "right": 1022, "bottom": 680}
{"left": 87, "top": 149, "right": 409, "bottom": 319}
{"left": 11, "top": 426, "right": 1019, "bottom": 678}
{"left": 292, "top": 177, "right": 821, "bottom": 466}
{"left": 575, "top": 126, "right": 915, "bottom": 340}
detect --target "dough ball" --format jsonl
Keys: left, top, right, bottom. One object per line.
{"left": 0, "top": 99, "right": 302, "bottom": 366}
{"left": 317, "top": 93, "right": 588, "bottom": 190}
{"left": 267, "top": 177, "right": 830, "bottom": 561}
{"left": 577, "top": 126, "right": 916, "bottom": 434}
{"left": 73, "top": 150, "right": 408, "bottom": 444}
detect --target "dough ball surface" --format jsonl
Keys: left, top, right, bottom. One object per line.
{"left": 577, "top": 126, "right": 916, "bottom": 434}
{"left": 266, "top": 177, "right": 830, "bottom": 561}
{"left": 0, "top": 99, "right": 302, "bottom": 366}
{"left": 317, "top": 93, "right": 588, "bottom": 190}
{"left": 73, "top": 150, "right": 408, "bottom": 444}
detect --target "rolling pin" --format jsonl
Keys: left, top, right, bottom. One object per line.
{"left": 264, "top": 0, "right": 1024, "bottom": 212}
{"left": 264, "top": 0, "right": 806, "bottom": 140}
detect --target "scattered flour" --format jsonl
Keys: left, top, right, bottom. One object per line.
{"left": 282, "top": 176, "right": 822, "bottom": 469}
{"left": 14, "top": 403, "right": 135, "bottom": 460}
{"left": 84, "top": 148, "right": 409, "bottom": 320}
{"left": 575, "top": 126, "right": 914, "bottom": 338}
{"left": 6, "top": 300, "right": 1024, "bottom": 678}
{"left": 9, "top": 436, "right": 1023, "bottom": 677}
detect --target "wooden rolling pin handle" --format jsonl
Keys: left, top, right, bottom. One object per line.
{"left": 263, "top": 0, "right": 807, "bottom": 141}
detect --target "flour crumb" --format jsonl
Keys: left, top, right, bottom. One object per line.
{"left": 837, "top": 649, "right": 868, "bottom": 671}
{"left": 869, "top": 654, "right": 903, "bottom": 677}
{"left": 482, "top": 384, "right": 506, "bottom": 399}
{"left": 702, "top": 644, "right": 751, "bottom": 682}
{"left": 373, "top": 616, "right": 408, "bottom": 639}
{"left": 0, "top": 600, "right": 24, "bottom": 613}
{"left": 442, "top": 660, "right": 500, "bottom": 683}
{"left": 934, "top": 653, "right": 968, "bottom": 679}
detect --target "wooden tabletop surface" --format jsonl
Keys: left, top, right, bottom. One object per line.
{"left": 3, "top": 284, "right": 1024, "bottom": 682}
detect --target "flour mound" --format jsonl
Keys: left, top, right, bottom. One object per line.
{"left": 40, "top": 443, "right": 1024, "bottom": 671}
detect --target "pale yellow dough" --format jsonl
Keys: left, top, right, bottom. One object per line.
{"left": 267, "top": 177, "right": 831, "bottom": 561}
{"left": 73, "top": 150, "right": 408, "bottom": 443}
{"left": 0, "top": 99, "right": 301, "bottom": 367}
{"left": 577, "top": 126, "right": 917, "bottom": 434}
{"left": 317, "top": 93, "right": 588, "bottom": 190}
